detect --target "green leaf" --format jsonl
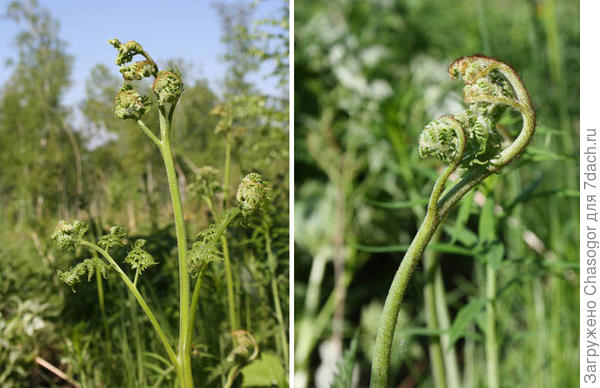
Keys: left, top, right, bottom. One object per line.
{"left": 448, "top": 298, "right": 486, "bottom": 347}
{"left": 240, "top": 352, "right": 285, "bottom": 387}
{"left": 450, "top": 190, "right": 475, "bottom": 244}
{"left": 354, "top": 243, "right": 473, "bottom": 256}
{"left": 57, "top": 257, "right": 111, "bottom": 291}
{"left": 97, "top": 225, "right": 127, "bottom": 249}
{"left": 478, "top": 197, "right": 496, "bottom": 243}
{"left": 525, "top": 147, "right": 576, "bottom": 161}
{"left": 366, "top": 198, "right": 428, "bottom": 209}
{"left": 331, "top": 335, "right": 359, "bottom": 388}
{"left": 443, "top": 224, "right": 478, "bottom": 247}
{"left": 482, "top": 242, "right": 504, "bottom": 269}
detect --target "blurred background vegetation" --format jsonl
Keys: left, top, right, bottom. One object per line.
{"left": 0, "top": 0, "right": 288, "bottom": 386}
{"left": 294, "top": 0, "right": 578, "bottom": 387}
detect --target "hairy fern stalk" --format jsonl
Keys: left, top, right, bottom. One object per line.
{"left": 50, "top": 39, "right": 267, "bottom": 387}
{"left": 370, "top": 55, "right": 536, "bottom": 387}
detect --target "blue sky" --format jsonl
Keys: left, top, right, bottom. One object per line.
{"left": 0, "top": 0, "right": 283, "bottom": 107}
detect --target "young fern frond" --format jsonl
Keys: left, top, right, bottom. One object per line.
{"left": 52, "top": 36, "right": 272, "bottom": 387}
{"left": 224, "top": 330, "right": 260, "bottom": 388}
{"left": 188, "top": 224, "right": 223, "bottom": 276}
{"left": 97, "top": 225, "right": 127, "bottom": 250}
{"left": 50, "top": 220, "right": 88, "bottom": 250}
{"left": 236, "top": 173, "right": 266, "bottom": 218}
{"left": 370, "top": 55, "right": 536, "bottom": 387}
{"left": 187, "top": 173, "right": 267, "bottom": 277}
{"left": 153, "top": 68, "right": 184, "bottom": 106}
{"left": 125, "top": 239, "right": 157, "bottom": 273}
{"left": 57, "top": 257, "right": 111, "bottom": 290}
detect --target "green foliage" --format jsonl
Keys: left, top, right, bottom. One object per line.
{"left": 188, "top": 224, "right": 223, "bottom": 276}
{"left": 57, "top": 257, "right": 111, "bottom": 289}
{"left": 237, "top": 173, "right": 266, "bottom": 217}
{"left": 331, "top": 335, "right": 359, "bottom": 388}
{"left": 125, "top": 239, "right": 157, "bottom": 273}
{"left": 240, "top": 352, "right": 286, "bottom": 387}
{"left": 189, "top": 166, "right": 221, "bottom": 198}
{"left": 114, "top": 84, "right": 153, "bottom": 120}
{"left": 295, "top": 0, "right": 578, "bottom": 386}
{"left": 153, "top": 68, "right": 184, "bottom": 106}
{"left": 448, "top": 298, "right": 486, "bottom": 347}
{"left": 1, "top": 0, "right": 288, "bottom": 385}
{"left": 50, "top": 220, "right": 88, "bottom": 250}
{"left": 97, "top": 225, "right": 127, "bottom": 250}
{"left": 0, "top": 297, "right": 55, "bottom": 386}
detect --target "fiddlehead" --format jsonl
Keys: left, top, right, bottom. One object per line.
{"left": 371, "top": 55, "right": 536, "bottom": 387}
{"left": 108, "top": 38, "right": 184, "bottom": 144}
{"left": 236, "top": 173, "right": 266, "bottom": 218}
{"left": 436, "top": 54, "right": 536, "bottom": 218}
{"left": 418, "top": 115, "right": 466, "bottom": 213}
{"left": 114, "top": 83, "right": 152, "bottom": 120}
{"left": 153, "top": 68, "right": 184, "bottom": 106}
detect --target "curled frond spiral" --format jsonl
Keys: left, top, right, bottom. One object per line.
{"left": 120, "top": 60, "right": 158, "bottom": 81}
{"left": 419, "top": 115, "right": 467, "bottom": 164}
{"left": 153, "top": 68, "right": 184, "bottom": 105}
{"left": 236, "top": 173, "right": 266, "bottom": 218}
{"left": 372, "top": 55, "right": 536, "bottom": 387}
{"left": 114, "top": 84, "right": 152, "bottom": 120}
{"left": 447, "top": 54, "right": 535, "bottom": 167}
{"left": 50, "top": 220, "right": 88, "bottom": 250}
{"left": 227, "top": 330, "right": 259, "bottom": 364}
{"left": 109, "top": 39, "right": 145, "bottom": 65}
{"left": 417, "top": 54, "right": 536, "bottom": 215}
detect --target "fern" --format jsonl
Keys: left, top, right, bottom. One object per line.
{"left": 97, "top": 225, "right": 127, "bottom": 250}
{"left": 57, "top": 257, "right": 111, "bottom": 290}
{"left": 331, "top": 335, "right": 359, "bottom": 388}
{"left": 124, "top": 239, "right": 156, "bottom": 273}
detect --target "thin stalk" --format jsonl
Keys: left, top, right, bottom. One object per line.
{"left": 80, "top": 241, "right": 178, "bottom": 368}
{"left": 187, "top": 208, "right": 241, "bottom": 351}
{"left": 423, "top": 235, "right": 447, "bottom": 388}
{"left": 266, "top": 227, "right": 289, "bottom": 367}
{"left": 463, "top": 336, "right": 475, "bottom": 388}
{"left": 222, "top": 139, "right": 232, "bottom": 210}
{"left": 158, "top": 106, "right": 193, "bottom": 388}
{"left": 187, "top": 272, "right": 204, "bottom": 350}
{"left": 223, "top": 236, "right": 238, "bottom": 330}
{"left": 434, "top": 264, "right": 461, "bottom": 388}
{"left": 371, "top": 212, "right": 439, "bottom": 387}
{"left": 485, "top": 264, "right": 499, "bottom": 388}
{"left": 129, "top": 291, "right": 145, "bottom": 385}
{"left": 95, "top": 262, "right": 111, "bottom": 351}
{"left": 221, "top": 136, "right": 236, "bottom": 335}
{"left": 372, "top": 118, "right": 464, "bottom": 387}
{"left": 133, "top": 267, "right": 141, "bottom": 288}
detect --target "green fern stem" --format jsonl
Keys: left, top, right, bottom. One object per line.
{"left": 157, "top": 105, "right": 194, "bottom": 388}
{"left": 223, "top": 236, "right": 238, "bottom": 331}
{"left": 187, "top": 207, "right": 242, "bottom": 351}
{"left": 223, "top": 139, "right": 232, "bottom": 210}
{"left": 424, "top": 233, "right": 447, "bottom": 388}
{"left": 80, "top": 241, "right": 178, "bottom": 367}
{"left": 265, "top": 225, "right": 289, "bottom": 367}
{"left": 486, "top": 264, "right": 499, "bottom": 388}
{"left": 370, "top": 55, "right": 536, "bottom": 387}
